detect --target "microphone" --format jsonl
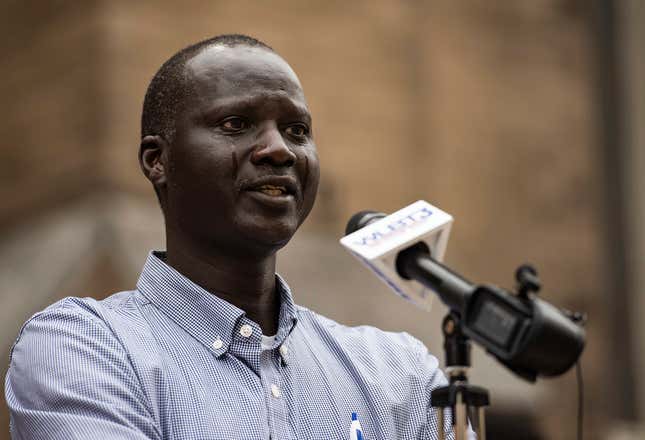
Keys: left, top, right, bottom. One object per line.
{"left": 341, "top": 201, "right": 586, "bottom": 381}
{"left": 340, "top": 201, "right": 455, "bottom": 311}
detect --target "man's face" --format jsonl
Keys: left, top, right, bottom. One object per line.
{"left": 164, "top": 45, "right": 319, "bottom": 255}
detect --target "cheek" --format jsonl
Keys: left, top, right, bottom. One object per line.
{"left": 306, "top": 154, "right": 320, "bottom": 193}
{"left": 171, "top": 133, "right": 236, "bottom": 179}
{"left": 301, "top": 149, "right": 320, "bottom": 212}
{"left": 166, "top": 143, "right": 238, "bottom": 209}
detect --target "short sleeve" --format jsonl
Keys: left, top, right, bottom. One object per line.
{"left": 5, "top": 301, "right": 161, "bottom": 440}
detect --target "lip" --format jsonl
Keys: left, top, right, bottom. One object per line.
{"left": 244, "top": 190, "right": 295, "bottom": 209}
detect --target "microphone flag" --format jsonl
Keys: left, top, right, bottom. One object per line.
{"left": 340, "top": 200, "right": 453, "bottom": 311}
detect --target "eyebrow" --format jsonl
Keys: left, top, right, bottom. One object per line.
{"left": 199, "top": 94, "right": 312, "bottom": 124}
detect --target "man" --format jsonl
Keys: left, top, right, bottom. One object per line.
{"left": 6, "top": 34, "right": 455, "bottom": 439}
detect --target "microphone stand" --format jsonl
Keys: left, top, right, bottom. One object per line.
{"left": 432, "top": 312, "right": 489, "bottom": 440}
{"left": 396, "top": 244, "right": 489, "bottom": 438}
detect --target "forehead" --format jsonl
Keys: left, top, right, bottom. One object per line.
{"left": 184, "top": 45, "right": 307, "bottom": 111}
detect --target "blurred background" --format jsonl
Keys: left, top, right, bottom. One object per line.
{"left": 1, "top": 1, "right": 643, "bottom": 439}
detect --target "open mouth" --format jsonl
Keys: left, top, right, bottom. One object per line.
{"left": 244, "top": 177, "right": 298, "bottom": 200}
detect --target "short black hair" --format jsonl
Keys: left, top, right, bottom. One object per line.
{"left": 141, "top": 34, "right": 273, "bottom": 142}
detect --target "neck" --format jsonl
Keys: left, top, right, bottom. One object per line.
{"left": 165, "top": 236, "right": 280, "bottom": 335}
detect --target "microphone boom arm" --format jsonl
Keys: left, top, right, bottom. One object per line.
{"left": 394, "top": 242, "right": 585, "bottom": 381}
{"left": 396, "top": 243, "right": 475, "bottom": 312}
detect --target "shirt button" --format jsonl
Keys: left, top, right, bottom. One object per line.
{"left": 239, "top": 324, "right": 253, "bottom": 338}
{"left": 279, "top": 345, "right": 289, "bottom": 357}
{"left": 212, "top": 338, "right": 223, "bottom": 350}
{"left": 271, "top": 384, "right": 281, "bottom": 398}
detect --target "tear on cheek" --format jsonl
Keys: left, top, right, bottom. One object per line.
{"left": 231, "top": 148, "right": 239, "bottom": 180}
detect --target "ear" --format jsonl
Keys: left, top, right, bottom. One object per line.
{"left": 139, "top": 135, "right": 169, "bottom": 188}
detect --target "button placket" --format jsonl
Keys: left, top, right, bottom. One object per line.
{"left": 259, "top": 334, "right": 292, "bottom": 440}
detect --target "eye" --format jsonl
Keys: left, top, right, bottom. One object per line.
{"left": 219, "top": 117, "right": 248, "bottom": 133}
{"left": 284, "top": 123, "right": 310, "bottom": 138}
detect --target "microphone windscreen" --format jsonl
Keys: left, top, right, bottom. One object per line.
{"left": 345, "top": 211, "right": 386, "bottom": 236}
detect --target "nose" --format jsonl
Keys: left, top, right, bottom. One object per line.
{"left": 250, "top": 125, "right": 297, "bottom": 167}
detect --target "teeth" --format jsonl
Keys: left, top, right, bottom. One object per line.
{"left": 260, "top": 189, "right": 283, "bottom": 196}
{"left": 256, "top": 184, "right": 287, "bottom": 196}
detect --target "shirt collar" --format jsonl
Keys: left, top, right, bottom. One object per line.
{"left": 136, "top": 251, "right": 298, "bottom": 357}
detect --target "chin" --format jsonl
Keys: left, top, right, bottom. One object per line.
{"left": 239, "top": 219, "right": 298, "bottom": 252}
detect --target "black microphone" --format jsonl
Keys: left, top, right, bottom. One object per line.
{"left": 345, "top": 208, "right": 586, "bottom": 382}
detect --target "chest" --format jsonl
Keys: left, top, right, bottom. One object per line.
{"left": 134, "top": 338, "right": 429, "bottom": 440}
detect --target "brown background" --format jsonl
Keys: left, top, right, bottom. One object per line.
{"left": 1, "top": 1, "right": 644, "bottom": 439}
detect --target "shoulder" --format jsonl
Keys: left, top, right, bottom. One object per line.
{"left": 6, "top": 292, "right": 155, "bottom": 407}
{"left": 6, "top": 293, "right": 147, "bottom": 397}
{"left": 294, "top": 305, "right": 439, "bottom": 373}
{"left": 24, "top": 289, "right": 139, "bottom": 322}
{"left": 9, "top": 291, "right": 147, "bottom": 364}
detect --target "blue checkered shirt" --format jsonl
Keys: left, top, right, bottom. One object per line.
{"left": 6, "top": 251, "right": 460, "bottom": 439}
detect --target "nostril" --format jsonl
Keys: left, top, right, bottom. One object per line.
{"left": 256, "top": 155, "right": 294, "bottom": 167}
{"left": 252, "top": 143, "right": 296, "bottom": 167}
{"left": 281, "top": 155, "right": 296, "bottom": 167}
